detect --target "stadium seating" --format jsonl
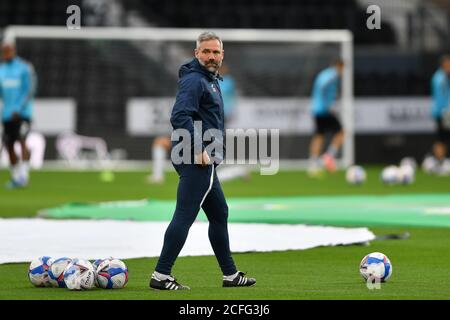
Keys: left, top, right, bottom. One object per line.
{"left": 0, "top": 0, "right": 436, "bottom": 99}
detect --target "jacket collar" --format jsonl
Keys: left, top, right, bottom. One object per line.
{"left": 179, "top": 58, "right": 223, "bottom": 81}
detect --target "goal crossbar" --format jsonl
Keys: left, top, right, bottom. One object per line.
{"left": 4, "top": 26, "right": 352, "bottom": 42}
{"left": 4, "top": 26, "right": 354, "bottom": 168}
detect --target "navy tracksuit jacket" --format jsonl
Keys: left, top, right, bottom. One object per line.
{"left": 155, "top": 59, "right": 237, "bottom": 276}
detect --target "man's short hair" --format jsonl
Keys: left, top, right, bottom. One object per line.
{"left": 196, "top": 31, "right": 223, "bottom": 49}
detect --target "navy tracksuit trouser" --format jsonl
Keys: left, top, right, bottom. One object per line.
{"left": 155, "top": 163, "right": 238, "bottom": 276}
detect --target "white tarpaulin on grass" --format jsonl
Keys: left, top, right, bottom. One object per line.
{"left": 0, "top": 218, "right": 375, "bottom": 264}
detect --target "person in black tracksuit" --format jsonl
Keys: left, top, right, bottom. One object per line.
{"left": 150, "top": 32, "right": 256, "bottom": 290}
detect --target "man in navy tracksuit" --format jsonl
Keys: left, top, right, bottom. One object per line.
{"left": 150, "top": 32, "right": 256, "bottom": 290}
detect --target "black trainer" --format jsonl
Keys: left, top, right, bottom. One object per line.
{"left": 149, "top": 273, "right": 190, "bottom": 290}
{"left": 223, "top": 271, "right": 256, "bottom": 287}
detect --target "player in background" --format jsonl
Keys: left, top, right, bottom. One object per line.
{"left": 219, "top": 63, "right": 237, "bottom": 121}
{"left": 215, "top": 63, "right": 250, "bottom": 182}
{"left": 308, "top": 59, "right": 345, "bottom": 176}
{"left": 0, "top": 43, "right": 37, "bottom": 188}
{"left": 147, "top": 135, "right": 171, "bottom": 183}
{"left": 429, "top": 55, "right": 450, "bottom": 172}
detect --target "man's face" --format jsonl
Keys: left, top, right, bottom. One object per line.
{"left": 442, "top": 59, "right": 450, "bottom": 75}
{"left": 335, "top": 63, "right": 344, "bottom": 75}
{"left": 2, "top": 44, "right": 16, "bottom": 61}
{"left": 195, "top": 39, "right": 224, "bottom": 73}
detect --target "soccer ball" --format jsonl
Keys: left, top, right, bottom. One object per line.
{"left": 346, "top": 165, "right": 366, "bottom": 185}
{"left": 28, "top": 256, "right": 54, "bottom": 287}
{"left": 48, "top": 257, "right": 72, "bottom": 288}
{"left": 422, "top": 155, "right": 439, "bottom": 174}
{"left": 92, "top": 257, "right": 114, "bottom": 270}
{"left": 92, "top": 258, "right": 106, "bottom": 271}
{"left": 397, "top": 164, "right": 415, "bottom": 185}
{"left": 399, "top": 157, "right": 417, "bottom": 172}
{"left": 381, "top": 165, "right": 399, "bottom": 185}
{"left": 92, "top": 257, "right": 113, "bottom": 287}
{"left": 439, "top": 159, "right": 450, "bottom": 176}
{"left": 63, "top": 258, "right": 96, "bottom": 290}
{"left": 96, "top": 258, "right": 129, "bottom": 289}
{"left": 359, "top": 252, "right": 392, "bottom": 283}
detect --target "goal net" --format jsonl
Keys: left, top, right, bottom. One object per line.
{"left": 3, "top": 26, "right": 354, "bottom": 169}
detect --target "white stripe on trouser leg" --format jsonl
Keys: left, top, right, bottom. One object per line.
{"left": 199, "top": 165, "right": 215, "bottom": 208}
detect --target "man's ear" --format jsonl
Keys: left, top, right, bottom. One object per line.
{"left": 194, "top": 48, "right": 199, "bottom": 59}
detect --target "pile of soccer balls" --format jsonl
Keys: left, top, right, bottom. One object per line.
{"left": 380, "top": 157, "right": 416, "bottom": 185}
{"left": 28, "top": 256, "right": 128, "bottom": 290}
{"left": 422, "top": 155, "right": 450, "bottom": 175}
{"left": 346, "top": 157, "right": 417, "bottom": 186}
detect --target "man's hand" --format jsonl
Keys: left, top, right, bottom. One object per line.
{"left": 195, "top": 150, "right": 211, "bottom": 167}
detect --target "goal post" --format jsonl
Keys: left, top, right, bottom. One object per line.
{"left": 4, "top": 26, "right": 354, "bottom": 169}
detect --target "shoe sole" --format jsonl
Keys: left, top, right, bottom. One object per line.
{"left": 149, "top": 284, "right": 190, "bottom": 291}
{"left": 223, "top": 282, "right": 256, "bottom": 288}
{"left": 150, "top": 286, "right": 187, "bottom": 291}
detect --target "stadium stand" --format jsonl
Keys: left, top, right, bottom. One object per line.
{"left": 0, "top": 0, "right": 448, "bottom": 161}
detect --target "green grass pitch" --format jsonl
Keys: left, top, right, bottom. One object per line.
{"left": 1, "top": 167, "right": 450, "bottom": 300}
